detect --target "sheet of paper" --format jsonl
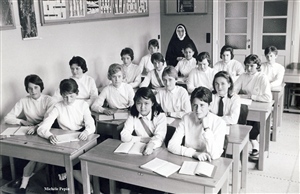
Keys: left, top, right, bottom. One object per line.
{"left": 195, "top": 162, "right": 215, "bottom": 177}
{"left": 140, "top": 157, "right": 167, "bottom": 171}
{"left": 128, "top": 142, "right": 146, "bottom": 155}
{"left": 179, "top": 161, "right": 198, "bottom": 175}
{"left": 56, "top": 132, "right": 81, "bottom": 144}
{"left": 14, "top": 126, "right": 32, "bottom": 135}
{"left": 114, "top": 142, "right": 133, "bottom": 154}
{"left": 0, "top": 127, "right": 19, "bottom": 136}
{"left": 155, "top": 162, "right": 181, "bottom": 177}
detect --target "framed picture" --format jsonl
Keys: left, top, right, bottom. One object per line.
{"left": 18, "top": 0, "right": 38, "bottom": 39}
{"left": 39, "top": 0, "right": 149, "bottom": 25}
{"left": 0, "top": 0, "right": 16, "bottom": 30}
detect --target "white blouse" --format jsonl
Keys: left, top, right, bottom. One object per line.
{"left": 123, "top": 62, "right": 142, "bottom": 89}
{"left": 139, "top": 54, "right": 155, "bottom": 73}
{"left": 261, "top": 62, "right": 285, "bottom": 87}
{"left": 156, "top": 86, "right": 191, "bottom": 118}
{"left": 120, "top": 112, "right": 167, "bottom": 149}
{"left": 175, "top": 58, "right": 197, "bottom": 77}
{"left": 168, "top": 112, "right": 226, "bottom": 160}
{"left": 4, "top": 94, "right": 55, "bottom": 125}
{"left": 187, "top": 67, "right": 215, "bottom": 93}
{"left": 139, "top": 64, "right": 167, "bottom": 90}
{"left": 37, "top": 100, "right": 95, "bottom": 139}
{"left": 213, "top": 59, "right": 245, "bottom": 82}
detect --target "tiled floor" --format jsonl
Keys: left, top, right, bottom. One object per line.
{"left": 0, "top": 112, "right": 299, "bottom": 194}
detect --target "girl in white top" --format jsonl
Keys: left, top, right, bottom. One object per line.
{"left": 121, "top": 87, "right": 167, "bottom": 155}
{"left": 37, "top": 78, "right": 95, "bottom": 188}
{"left": 121, "top": 47, "right": 142, "bottom": 89}
{"left": 261, "top": 46, "right": 285, "bottom": 88}
{"left": 4, "top": 74, "right": 55, "bottom": 191}
{"left": 187, "top": 52, "right": 215, "bottom": 93}
{"left": 91, "top": 63, "right": 134, "bottom": 115}
{"left": 234, "top": 54, "right": 272, "bottom": 159}
{"left": 175, "top": 44, "right": 197, "bottom": 78}
{"left": 156, "top": 66, "right": 191, "bottom": 118}
{"left": 213, "top": 45, "right": 244, "bottom": 82}
{"left": 139, "top": 39, "right": 159, "bottom": 73}
{"left": 168, "top": 87, "right": 226, "bottom": 161}
{"left": 139, "top": 53, "right": 167, "bottom": 93}
{"left": 53, "top": 56, "right": 98, "bottom": 106}
{"left": 210, "top": 71, "right": 241, "bottom": 134}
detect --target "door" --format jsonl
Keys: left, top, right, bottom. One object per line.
{"left": 218, "top": 0, "right": 292, "bottom": 66}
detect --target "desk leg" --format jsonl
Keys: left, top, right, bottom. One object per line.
{"left": 9, "top": 157, "right": 16, "bottom": 180}
{"left": 258, "top": 113, "right": 266, "bottom": 171}
{"left": 265, "top": 114, "right": 271, "bottom": 155}
{"left": 279, "top": 94, "right": 284, "bottom": 127}
{"left": 241, "top": 140, "right": 248, "bottom": 189}
{"left": 272, "top": 96, "right": 279, "bottom": 141}
{"left": 64, "top": 156, "right": 75, "bottom": 194}
{"left": 81, "top": 160, "right": 91, "bottom": 194}
{"left": 232, "top": 144, "right": 240, "bottom": 194}
{"left": 109, "top": 180, "right": 116, "bottom": 194}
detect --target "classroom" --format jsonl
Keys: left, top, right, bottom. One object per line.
{"left": 0, "top": 0, "right": 299, "bottom": 194}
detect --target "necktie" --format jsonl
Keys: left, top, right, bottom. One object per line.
{"left": 217, "top": 96, "right": 224, "bottom": 116}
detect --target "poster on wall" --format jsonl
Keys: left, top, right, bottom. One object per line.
{"left": 0, "top": 0, "right": 15, "bottom": 30}
{"left": 18, "top": 0, "right": 38, "bottom": 39}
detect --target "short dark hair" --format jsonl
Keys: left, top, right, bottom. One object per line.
{"left": 264, "top": 46, "right": 278, "bottom": 56}
{"left": 148, "top": 39, "right": 159, "bottom": 49}
{"left": 190, "top": 87, "right": 212, "bottom": 105}
{"left": 220, "top": 45, "right": 234, "bottom": 59}
{"left": 120, "top": 47, "right": 134, "bottom": 60}
{"left": 69, "top": 56, "right": 88, "bottom": 73}
{"left": 107, "top": 63, "right": 126, "bottom": 80}
{"left": 151, "top": 52, "right": 165, "bottom": 64}
{"left": 184, "top": 43, "right": 196, "bottom": 52}
{"left": 244, "top": 54, "right": 261, "bottom": 72}
{"left": 212, "top": 71, "right": 234, "bottom": 98}
{"left": 59, "top": 78, "right": 79, "bottom": 96}
{"left": 130, "top": 87, "right": 163, "bottom": 120}
{"left": 24, "top": 74, "right": 44, "bottom": 93}
{"left": 196, "top": 52, "right": 211, "bottom": 64}
{"left": 162, "top": 66, "right": 178, "bottom": 80}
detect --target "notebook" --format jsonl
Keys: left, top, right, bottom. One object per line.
{"left": 0, "top": 126, "right": 32, "bottom": 136}
{"left": 179, "top": 161, "right": 216, "bottom": 178}
{"left": 55, "top": 132, "right": 81, "bottom": 144}
{"left": 114, "top": 142, "right": 146, "bottom": 155}
{"left": 140, "top": 157, "right": 181, "bottom": 177}
{"left": 98, "top": 109, "right": 129, "bottom": 121}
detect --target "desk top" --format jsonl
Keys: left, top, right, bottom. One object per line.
{"left": 284, "top": 63, "right": 300, "bottom": 83}
{"left": 80, "top": 138, "right": 232, "bottom": 188}
{"left": 0, "top": 125, "right": 99, "bottom": 155}
{"left": 271, "top": 83, "right": 286, "bottom": 92}
{"left": 248, "top": 100, "right": 273, "bottom": 112}
{"left": 227, "top": 124, "right": 252, "bottom": 144}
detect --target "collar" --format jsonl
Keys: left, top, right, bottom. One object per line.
{"left": 138, "top": 110, "right": 152, "bottom": 120}
{"left": 167, "top": 86, "right": 178, "bottom": 94}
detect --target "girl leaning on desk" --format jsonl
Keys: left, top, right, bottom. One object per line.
{"left": 37, "top": 78, "right": 95, "bottom": 189}
{"left": 168, "top": 87, "right": 227, "bottom": 162}
{"left": 4, "top": 74, "right": 55, "bottom": 193}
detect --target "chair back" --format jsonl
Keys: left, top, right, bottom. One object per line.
{"left": 238, "top": 104, "right": 249, "bottom": 125}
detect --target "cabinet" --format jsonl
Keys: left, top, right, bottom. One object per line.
{"left": 39, "top": 0, "right": 149, "bottom": 25}
{"left": 165, "top": 0, "right": 207, "bottom": 15}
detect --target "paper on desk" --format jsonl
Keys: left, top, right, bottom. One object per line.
{"left": 0, "top": 127, "right": 19, "bottom": 136}
{"left": 56, "top": 132, "right": 81, "bottom": 144}
{"left": 0, "top": 126, "right": 31, "bottom": 136}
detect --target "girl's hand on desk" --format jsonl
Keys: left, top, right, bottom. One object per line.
{"left": 49, "top": 135, "right": 58, "bottom": 145}
{"left": 78, "top": 131, "right": 88, "bottom": 141}
{"left": 27, "top": 126, "right": 37, "bottom": 135}
{"left": 193, "top": 152, "right": 212, "bottom": 162}
{"left": 103, "top": 109, "right": 114, "bottom": 115}
{"left": 20, "top": 120, "right": 34, "bottom": 126}
{"left": 143, "top": 142, "right": 155, "bottom": 155}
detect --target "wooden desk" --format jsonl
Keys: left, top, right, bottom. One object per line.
{"left": 167, "top": 118, "right": 252, "bottom": 194}
{"left": 0, "top": 127, "right": 99, "bottom": 194}
{"left": 271, "top": 84, "right": 285, "bottom": 141}
{"left": 227, "top": 124, "right": 252, "bottom": 194}
{"left": 80, "top": 139, "right": 232, "bottom": 194}
{"left": 247, "top": 101, "right": 273, "bottom": 170}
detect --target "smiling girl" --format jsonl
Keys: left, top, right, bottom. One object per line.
{"left": 120, "top": 87, "right": 167, "bottom": 155}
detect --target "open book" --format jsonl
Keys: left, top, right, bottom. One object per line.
{"left": 98, "top": 109, "right": 129, "bottom": 121}
{"left": 114, "top": 142, "right": 146, "bottom": 155}
{"left": 0, "top": 126, "right": 32, "bottom": 136}
{"left": 55, "top": 132, "right": 81, "bottom": 144}
{"left": 140, "top": 158, "right": 181, "bottom": 177}
{"left": 179, "top": 161, "right": 216, "bottom": 178}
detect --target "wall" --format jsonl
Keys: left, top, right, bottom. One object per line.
{"left": 0, "top": 1, "right": 161, "bottom": 121}
{"left": 160, "top": 0, "right": 213, "bottom": 60}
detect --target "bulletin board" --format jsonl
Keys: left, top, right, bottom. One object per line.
{"left": 39, "top": 0, "right": 149, "bottom": 25}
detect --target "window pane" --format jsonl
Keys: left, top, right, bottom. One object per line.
{"left": 226, "top": 19, "right": 247, "bottom": 33}
{"left": 263, "top": 19, "right": 286, "bottom": 33}
{"left": 225, "top": 35, "right": 247, "bottom": 49}
{"left": 262, "top": 36, "right": 286, "bottom": 50}
{"left": 226, "top": 2, "right": 247, "bottom": 17}
{"left": 264, "top": 1, "right": 287, "bottom": 16}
